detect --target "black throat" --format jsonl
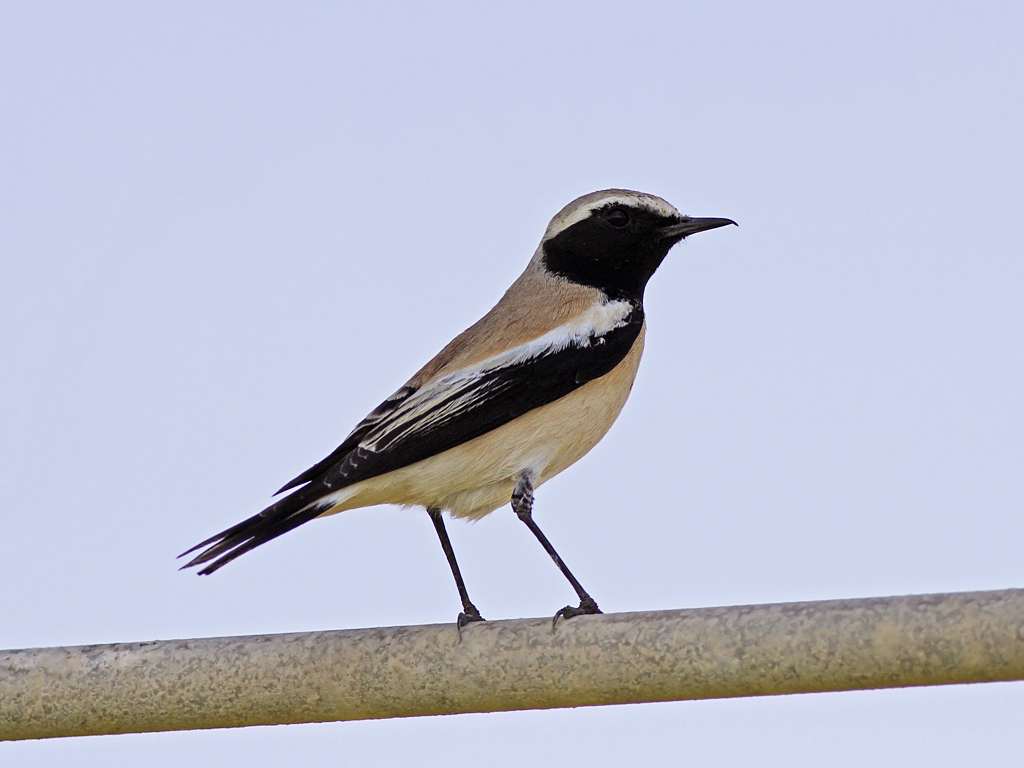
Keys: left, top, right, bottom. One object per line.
{"left": 540, "top": 207, "right": 682, "bottom": 304}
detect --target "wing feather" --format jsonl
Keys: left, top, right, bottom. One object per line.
{"left": 319, "top": 299, "right": 643, "bottom": 487}
{"left": 181, "top": 299, "right": 643, "bottom": 573}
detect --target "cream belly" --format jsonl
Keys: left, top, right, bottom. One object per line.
{"left": 320, "top": 324, "right": 646, "bottom": 520}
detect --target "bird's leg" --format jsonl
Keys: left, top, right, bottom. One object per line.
{"left": 511, "top": 473, "right": 602, "bottom": 627}
{"left": 427, "top": 507, "right": 484, "bottom": 629}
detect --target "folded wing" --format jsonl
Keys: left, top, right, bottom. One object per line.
{"left": 181, "top": 299, "right": 643, "bottom": 573}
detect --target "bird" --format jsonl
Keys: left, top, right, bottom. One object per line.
{"left": 181, "top": 189, "right": 735, "bottom": 627}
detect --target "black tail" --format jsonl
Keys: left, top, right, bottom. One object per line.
{"left": 179, "top": 484, "right": 330, "bottom": 575}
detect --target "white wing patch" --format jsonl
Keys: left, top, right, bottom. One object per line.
{"left": 476, "top": 298, "right": 633, "bottom": 371}
{"left": 360, "top": 299, "right": 633, "bottom": 453}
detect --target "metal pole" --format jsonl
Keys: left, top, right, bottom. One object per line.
{"left": 3, "top": 589, "right": 1024, "bottom": 741}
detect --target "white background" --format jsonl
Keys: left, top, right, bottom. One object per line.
{"left": 3, "top": 2, "right": 1023, "bottom": 765}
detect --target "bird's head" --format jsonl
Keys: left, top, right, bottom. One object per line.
{"left": 540, "top": 189, "right": 735, "bottom": 302}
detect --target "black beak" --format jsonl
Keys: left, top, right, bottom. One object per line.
{"left": 660, "top": 216, "right": 737, "bottom": 240}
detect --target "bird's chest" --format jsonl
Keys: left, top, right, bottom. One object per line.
{"left": 524, "top": 324, "right": 646, "bottom": 481}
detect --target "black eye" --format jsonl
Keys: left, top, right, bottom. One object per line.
{"left": 605, "top": 208, "right": 630, "bottom": 228}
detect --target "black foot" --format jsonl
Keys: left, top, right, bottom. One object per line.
{"left": 456, "top": 605, "right": 486, "bottom": 639}
{"left": 457, "top": 605, "right": 485, "bottom": 628}
{"left": 552, "top": 597, "right": 602, "bottom": 629}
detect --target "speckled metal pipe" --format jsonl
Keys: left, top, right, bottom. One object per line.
{"left": 3, "top": 589, "right": 1024, "bottom": 741}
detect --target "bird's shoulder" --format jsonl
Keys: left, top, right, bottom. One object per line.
{"left": 407, "top": 265, "right": 609, "bottom": 389}
{"left": 275, "top": 266, "right": 635, "bottom": 495}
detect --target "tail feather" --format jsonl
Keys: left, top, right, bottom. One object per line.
{"left": 179, "top": 484, "right": 329, "bottom": 574}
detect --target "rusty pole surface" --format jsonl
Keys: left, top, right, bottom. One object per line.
{"left": 3, "top": 589, "right": 1024, "bottom": 741}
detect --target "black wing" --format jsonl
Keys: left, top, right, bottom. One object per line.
{"left": 181, "top": 302, "right": 643, "bottom": 573}
{"left": 319, "top": 307, "right": 643, "bottom": 489}
{"left": 274, "top": 384, "right": 418, "bottom": 494}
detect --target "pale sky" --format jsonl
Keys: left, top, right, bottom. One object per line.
{"left": 3, "top": 2, "right": 1023, "bottom": 765}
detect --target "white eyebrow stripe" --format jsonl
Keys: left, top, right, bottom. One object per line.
{"left": 543, "top": 191, "right": 682, "bottom": 241}
{"left": 361, "top": 299, "right": 634, "bottom": 451}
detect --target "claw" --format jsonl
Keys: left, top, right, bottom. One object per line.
{"left": 552, "top": 597, "right": 602, "bottom": 629}
{"left": 456, "top": 606, "right": 486, "bottom": 640}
